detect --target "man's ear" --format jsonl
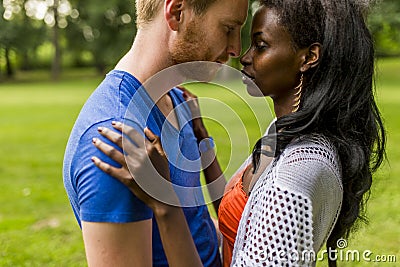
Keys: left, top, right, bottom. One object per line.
{"left": 165, "top": 0, "right": 184, "bottom": 31}
{"left": 300, "top": 43, "right": 321, "bottom": 72}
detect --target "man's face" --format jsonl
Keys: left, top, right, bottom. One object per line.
{"left": 169, "top": 0, "right": 248, "bottom": 64}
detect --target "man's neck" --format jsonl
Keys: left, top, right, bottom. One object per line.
{"left": 115, "top": 28, "right": 172, "bottom": 83}
{"left": 115, "top": 26, "right": 181, "bottom": 129}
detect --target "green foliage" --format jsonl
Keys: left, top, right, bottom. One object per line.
{"left": 369, "top": 0, "right": 400, "bottom": 56}
{"left": 0, "top": 3, "right": 47, "bottom": 74}
{"left": 65, "top": 0, "right": 136, "bottom": 73}
{"left": 1, "top": 0, "right": 400, "bottom": 75}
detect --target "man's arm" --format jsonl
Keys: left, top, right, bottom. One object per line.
{"left": 91, "top": 125, "right": 203, "bottom": 267}
{"left": 66, "top": 122, "right": 154, "bottom": 267}
{"left": 82, "top": 220, "right": 152, "bottom": 267}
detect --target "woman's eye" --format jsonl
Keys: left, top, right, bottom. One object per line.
{"left": 255, "top": 41, "right": 267, "bottom": 50}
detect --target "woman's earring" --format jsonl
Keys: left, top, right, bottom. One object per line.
{"left": 292, "top": 74, "right": 304, "bottom": 113}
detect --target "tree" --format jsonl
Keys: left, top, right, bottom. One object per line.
{"left": 1, "top": 1, "right": 21, "bottom": 77}
{"left": 0, "top": 1, "right": 46, "bottom": 78}
{"left": 51, "top": 0, "right": 61, "bottom": 80}
{"left": 66, "top": 0, "right": 136, "bottom": 74}
{"left": 29, "top": 0, "right": 73, "bottom": 79}
{"left": 369, "top": 0, "right": 400, "bottom": 56}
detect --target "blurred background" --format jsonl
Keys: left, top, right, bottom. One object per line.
{"left": 0, "top": 0, "right": 399, "bottom": 266}
{"left": 1, "top": 0, "right": 398, "bottom": 79}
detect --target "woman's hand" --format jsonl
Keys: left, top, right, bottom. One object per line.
{"left": 91, "top": 122, "right": 177, "bottom": 212}
{"left": 177, "top": 86, "right": 209, "bottom": 140}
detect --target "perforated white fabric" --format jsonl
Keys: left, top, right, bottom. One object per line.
{"left": 231, "top": 135, "right": 343, "bottom": 266}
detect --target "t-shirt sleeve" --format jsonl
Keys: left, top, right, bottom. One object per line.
{"left": 71, "top": 119, "right": 152, "bottom": 223}
{"left": 275, "top": 144, "right": 343, "bottom": 250}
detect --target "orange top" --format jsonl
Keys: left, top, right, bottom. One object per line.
{"left": 218, "top": 166, "right": 249, "bottom": 267}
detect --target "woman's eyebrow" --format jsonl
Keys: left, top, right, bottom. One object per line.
{"left": 252, "top": 32, "right": 264, "bottom": 38}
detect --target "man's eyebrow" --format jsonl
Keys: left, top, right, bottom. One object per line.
{"left": 234, "top": 19, "right": 245, "bottom": 25}
{"left": 223, "top": 18, "right": 246, "bottom": 26}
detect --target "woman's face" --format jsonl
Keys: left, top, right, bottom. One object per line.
{"left": 241, "top": 6, "right": 304, "bottom": 99}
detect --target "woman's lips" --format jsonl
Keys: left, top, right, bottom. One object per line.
{"left": 241, "top": 70, "right": 255, "bottom": 84}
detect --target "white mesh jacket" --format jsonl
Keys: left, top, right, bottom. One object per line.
{"left": 231, "top": 135, "right": 343, "bottom": 267}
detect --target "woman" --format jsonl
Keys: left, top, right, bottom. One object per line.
{"left": 92, "top": 0, "right": 385, "bottom": 266}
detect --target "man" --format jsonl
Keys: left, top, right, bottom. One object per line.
{"left": 63, "top": 0, "right": 248, "bottom": 266}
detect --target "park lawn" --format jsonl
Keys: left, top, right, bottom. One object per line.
{"left": 0, "top": 69, "right": 101, "bottom": 266}
{"left": 0, "top": 59, "right": 399, "bottom": 266}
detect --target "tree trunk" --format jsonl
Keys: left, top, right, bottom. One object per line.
{"left": 5, "top": 47, "right": 14, "bottom": 78}
{"left": 95, "top": 61, "right": 106, "bottom": 75}
{"left": 21, "top": 51, "right": 31, "bottom": 71}
{"left": 51, "top": 0, "right": 61, "bottom": 80}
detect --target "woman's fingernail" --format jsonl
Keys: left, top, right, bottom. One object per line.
{"left": 92, "top": 138, "right": 98, "bottom": 143}
{"left": 98, "top": 127, "right": 103, "bottom": 132}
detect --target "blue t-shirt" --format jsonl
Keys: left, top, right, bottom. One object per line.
{"left": 63, "top": 70, "right": 221, "bottom": 267}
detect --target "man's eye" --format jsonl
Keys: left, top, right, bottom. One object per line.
{"left": 225, "top": 26, "right": 235, "bottom": 34}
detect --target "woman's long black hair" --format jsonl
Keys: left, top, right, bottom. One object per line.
{"left": 252, "top": 0, "right": 386, "bottom": 266}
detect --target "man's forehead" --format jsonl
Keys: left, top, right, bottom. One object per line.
{"left": 204, "top": 0, "right": 248, "bottom": 25}
{"left": 220, "top": 14, "right": 247, "bottom": 27}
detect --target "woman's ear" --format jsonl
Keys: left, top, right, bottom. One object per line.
{"left": 165, "top": 0, "right": 184, "bottom": 31}
{"left": 300, "top": 43, "right": 321, "bottom": 72}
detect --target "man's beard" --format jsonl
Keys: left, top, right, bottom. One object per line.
{"left": 169, "top": 20, "right": 213, "bottom": 64}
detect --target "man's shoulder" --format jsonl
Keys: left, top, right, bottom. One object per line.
{"left": 72, "top": 71, "right": 144, "bottom": 134}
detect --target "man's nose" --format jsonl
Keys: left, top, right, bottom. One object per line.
{"left": 240, "top": 47, "right": 252, "bottom": 66}
{"left": 227, "top": 34, "right": 242, "bottom": 58}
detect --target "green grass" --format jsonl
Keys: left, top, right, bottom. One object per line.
{"left": 0, "top": 68, "right": 101, "bottom": 266}
{"left": 0, "top": 59, "right": 399, "bottom": 266}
